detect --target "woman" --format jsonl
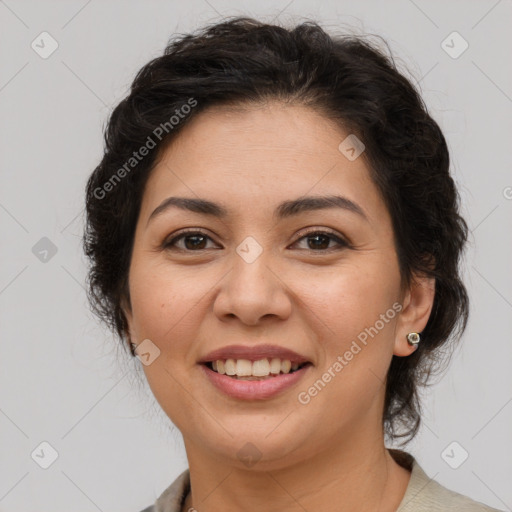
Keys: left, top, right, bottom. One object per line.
{"left": 83, "top": 17, "right": 502, "bottom": 512}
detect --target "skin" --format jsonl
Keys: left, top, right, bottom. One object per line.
{"left": 123, "top": 101, "right": 435, "bottom": 512}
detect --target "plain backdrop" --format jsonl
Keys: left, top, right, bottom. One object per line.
{"left": 0, "top": 1, "right": 511, "bottom": 511}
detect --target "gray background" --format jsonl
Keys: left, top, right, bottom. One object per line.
{"left": 0, "top": 0, "right": 511, "bottom": 510}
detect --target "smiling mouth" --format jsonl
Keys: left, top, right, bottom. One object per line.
{"left": 204, "top": 358, "right": 311, "bottom": 380}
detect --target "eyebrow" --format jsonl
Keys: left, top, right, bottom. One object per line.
{"left": 146, "top": 194, "right": 368, "bottom": 227}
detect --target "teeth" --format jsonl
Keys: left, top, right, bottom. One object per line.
{"left": 225, "top": 359, "right": 236, "bottom": 376}
{"left": 269, "top": 358, "right": 281, "bottom": 374}
{"left": 210, "top": 358, "right": 304, "bottom": 377}
{"left": 281, "top": 359, "right": 291, "bottom": 374}
{"left": 252, "top": 359, "right": 270, "bottom": 376}
{"left": 235, "top": 359, "right": 252, "bottom": 377}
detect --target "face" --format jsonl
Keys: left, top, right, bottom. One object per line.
{"left": 124, "top": 101, "right": 426, "bottom": 470}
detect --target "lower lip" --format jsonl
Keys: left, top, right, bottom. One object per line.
{"left": 200, "top": 364, "right": 311, "bottom": 400}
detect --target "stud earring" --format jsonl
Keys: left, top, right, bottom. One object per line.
{"left": 406, "top": 332, "right": 420, "bottom": 346}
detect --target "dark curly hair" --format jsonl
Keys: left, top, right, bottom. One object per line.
{"left": 83, "top": 16, "right": 469, "bottom": 444}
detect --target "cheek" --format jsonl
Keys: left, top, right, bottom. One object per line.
{"left": 291, "top": 277, "right": 397, "bottom": 426}
{"left": 127, "top": 261, "right": 208, "bottom": 356}
{"left": 126, "top": 254, "right": 401, "bottom": 444}
{"left": 129, "top": 252, "right": 400, "bottom": 355}
{"left": 127, "top": 263, "right": 212, "bottom": 427}
{"left": 297, "top": 260, "right": 400, "bottom": 384}
{"left": 298, "top": 259, "right": 400, "bottom": 336}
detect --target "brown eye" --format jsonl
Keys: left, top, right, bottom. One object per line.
{"left": 163, "top": 229, "right": 349, "bottom": 253}
{"left": 292, "top": 231, "right": 349, "bottom": 251}
{"left": 163, "top": 231, "right": 217, "bottom": 251}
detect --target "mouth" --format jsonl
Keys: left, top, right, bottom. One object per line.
{"left": 198, "top": 345, "right": 313, "bottom": 400}
{"left": 198, "top": 344, "right": 313, "bottom": 399}
{"left": 202, "top": 358, "right": 312, "bottom": 380}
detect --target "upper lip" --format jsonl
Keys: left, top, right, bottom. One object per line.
{"left": 198, "top": 344, "right": 311, "bottom": 364}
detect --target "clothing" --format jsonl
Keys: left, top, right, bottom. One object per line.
{"left": 140, "top": 449, "right": 503, "bottom": 511}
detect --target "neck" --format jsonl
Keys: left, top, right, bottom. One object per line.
{"left": 181, "top": 432, "right": 411, "bottom": 512}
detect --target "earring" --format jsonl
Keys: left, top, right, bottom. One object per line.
{"left": 406, "top": 332, "right": 420, "bottom": 346}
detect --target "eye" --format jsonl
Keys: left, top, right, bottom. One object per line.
{"left": 291, "top": 230, "right": 349, "bottom": 251}
{"left": 163, "top": 230, "right": 218, "bottom": 251}
{"left": 162, "top": 229, "right": 350, "bottom": 253}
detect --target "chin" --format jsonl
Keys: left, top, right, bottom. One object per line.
{"left": 191, "top": 423, "right": 311, "bottom": 471}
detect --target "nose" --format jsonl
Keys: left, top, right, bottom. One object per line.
{"left": 213, "top": 250, "right": 293, "bottom": 326}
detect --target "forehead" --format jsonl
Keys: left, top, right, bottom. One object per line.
{"left": 139, "top": 102, "right": 386, "bottom": 226}
{"left": 164, "top": 101, "right": 348, "bottom": 165}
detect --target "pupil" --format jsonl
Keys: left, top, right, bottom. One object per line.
{"left": 308, "top": 234, "right": 329, "bottom": 250}
{"left": 185, "top": 235, "right": 206, "bottom": 250}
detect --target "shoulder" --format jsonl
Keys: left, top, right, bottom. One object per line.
{"left": 391, "top": 450, "right": 504, "bottom": 512}
{"left": 140, "top": 455, "right": 504, "bottom": 512}
{"left": 139, "top": 469, "right": 190, "bottom": 512}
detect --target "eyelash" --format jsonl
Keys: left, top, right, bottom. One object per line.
{"left": 162, "top": 228, "right": 350, "bottom": 253}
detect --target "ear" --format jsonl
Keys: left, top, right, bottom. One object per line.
{"left": 120, "top": 294, "right": 137, "bottom": 354}
{"left": 393, "top": 274, "right": 435, "bottom": 357}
